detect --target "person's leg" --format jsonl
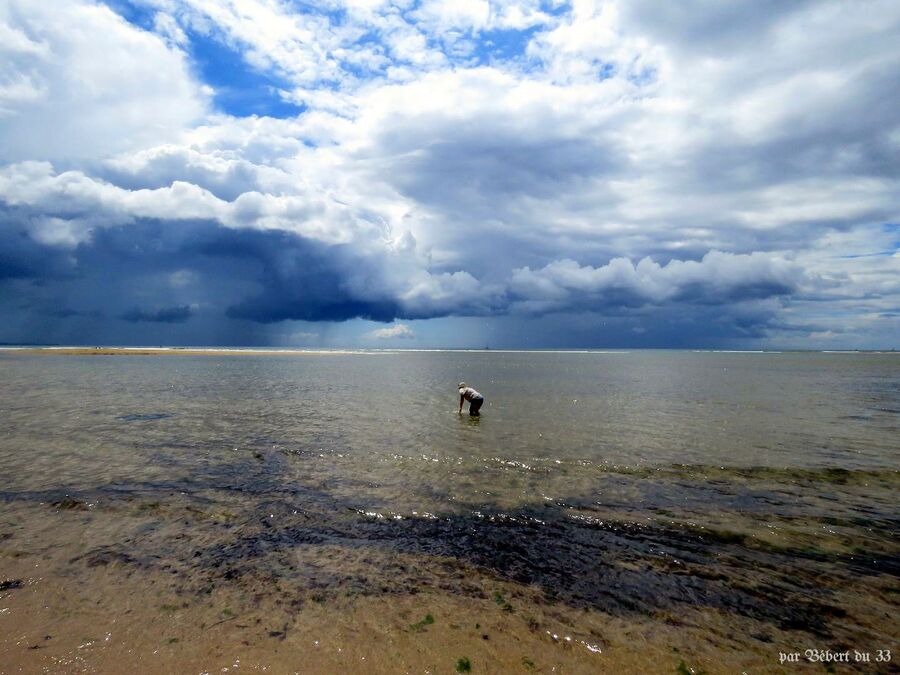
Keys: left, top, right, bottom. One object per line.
{"left": 469, "top": 397, "right": 483, "bottom": 416}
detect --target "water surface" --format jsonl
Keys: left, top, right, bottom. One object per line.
{"left": 0, "top": 350, "right": 897, "bottom": 673}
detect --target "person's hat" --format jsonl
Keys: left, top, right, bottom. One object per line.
{"left": 458, "top": 382, "right": 466, "bottom": 389}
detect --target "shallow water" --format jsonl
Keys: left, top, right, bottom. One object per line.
{"left": 0, "top": 350, "right": 898, "bottom": 673}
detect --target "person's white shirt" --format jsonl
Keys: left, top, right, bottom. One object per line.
{"left": 458, "top": 386, "right": 482, "bottom": 401}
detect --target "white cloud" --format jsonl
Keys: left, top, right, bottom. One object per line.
{"left": 411, "top": 0, "right": 491, "bottom": 33}
{"left": 0, "top": 160, "right": 383, "bottom": 245}
{"left": 138, "top": 0, "right": 361, "bottom": 87}
{"left": 508, "top": 251, "right": 803, "bottom": 314}
{"left": 368, "top": 323, "right": 415, "bottom": 339}
{"left": 0, "top": 0, "right": 207, "bottom": 162}
{"left": 153, "top": 12, "right": 189, "bottom": 46}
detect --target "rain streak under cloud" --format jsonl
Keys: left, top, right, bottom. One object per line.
{"left": 0, "top": 0, "right": 897, "bottom": 348}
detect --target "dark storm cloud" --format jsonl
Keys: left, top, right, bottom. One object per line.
{"left": 489, "top": 301, "right": 791, "bottom": 350}
{"left": 218, "top": 237, "right": 400, "bottom": 323}
{"left": 0, "top": 230, "right": 62, "bottom": 280}
{"left": 0, "top": 198, "right": 805, "bottom": 345}
{"left": 42, "top": 308, "right": 104, "bottom": 319}
{"left": 0, "top": 210, "right": 76, "bottom": 281}
{"left": 120, "top": 305, "right": 193, "bottom": 323}
{"left": 83, "top": 218, "right": 398, "bottom": 326}
{"left": 0, "top": 211, "right": 406, "bottom": 341}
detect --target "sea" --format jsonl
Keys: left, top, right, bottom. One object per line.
{"left": 0, "top": 349, "right": 897, "bottom": 673}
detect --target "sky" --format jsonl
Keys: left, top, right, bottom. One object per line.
{"left": 0, "top": 0, "right": 897, "bottom": 349}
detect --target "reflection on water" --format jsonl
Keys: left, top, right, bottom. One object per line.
{"left": 0, "top": 351, "right": 898, "bottom": 672}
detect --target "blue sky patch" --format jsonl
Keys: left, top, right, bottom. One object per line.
{"left": 475, "top": 26, "right": 542, "bottom": 65}
{"left": 100, "top": 0, "right": 156, "bottom": 31}
{"left": 102, "top": 0, "right": 305, "bottom": 118}
{"left": 187, "top": 31, "right": 307, "bottom": 118}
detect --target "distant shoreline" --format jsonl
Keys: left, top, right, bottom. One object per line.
{"left": 1, "top": 347, "right": 896, "bottom": 356}
{"left": 3, "top": 347, "right": 366, "bottom": 356}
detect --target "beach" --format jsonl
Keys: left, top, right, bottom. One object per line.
{"left": 0, "top": 350, "right": 897, "bottom": 673}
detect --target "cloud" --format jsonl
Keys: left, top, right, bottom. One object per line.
{"left": 120, "top": 305, "right": 193, "bottom": 323}
{"left": 368, "top": 323, "right": 415, "bottom": 340}
{"left": 0, "top": 0, "right": 898, "bottom": 348}
{"left": 0, "top": 160, "right": 379, "bottom": 246}
{"left": 0, "top": 0, "right": 207, "bottom": 162}
{"left": 508, "top": 251, "right": 802, "bottom": 313}
{"left": 41, "top": 307, "right": 104, "bottom": 319}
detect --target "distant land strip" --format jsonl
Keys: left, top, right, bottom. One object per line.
{"left": 6, "top": 347, "right": 364, "bottom": 356}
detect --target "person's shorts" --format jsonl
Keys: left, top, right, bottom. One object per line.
{"left": 469, "top": 396, "right": 484, "bottom": 415}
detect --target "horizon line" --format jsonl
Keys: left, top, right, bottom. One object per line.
{"left": 1, "top": 346, "right": 897, "bottom": 354}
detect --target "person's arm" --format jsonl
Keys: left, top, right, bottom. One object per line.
{"left": 458, "top": 393, "right": 464, "bottom": 414}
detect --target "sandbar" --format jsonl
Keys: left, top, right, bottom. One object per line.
{"left": 6, "top": 347, "right": 368, "bottom": 356}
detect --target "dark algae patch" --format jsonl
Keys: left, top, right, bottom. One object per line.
{"left": 599, "top": 463, "right": 899, "bottom": 489}
{"left": 455, "top": 656, "right": 472, "bottom": 672}
{"left": 493, "top": 591, "right": 515, "bottom": 613}
{"left": 51, "top": 496, "right": 88, "bottom": 511}
{"left": 2, "top": 466, "right": 896, "bottom": 649}
{"left": 409, "top": 613, "right": 435, "bottom": 632}
{"left": 116, "top": 413, "right": 173, "bottom": 422}
{"left": 42, "top": 495, "right": 885, "bottom": 644}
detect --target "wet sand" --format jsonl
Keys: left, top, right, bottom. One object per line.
{"left": 2, "top": 468, "right": 897, "bottom": 674}
{"left": 1, "top": 565, "right": 735, "bottom": 674}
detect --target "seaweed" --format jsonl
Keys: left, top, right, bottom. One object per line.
{"left": 409, "top": 613, "right": 435, "bottom": 632}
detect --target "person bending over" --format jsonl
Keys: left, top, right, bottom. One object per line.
{"left": 458, "top": 382, "right": 484, "bottom": 416}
